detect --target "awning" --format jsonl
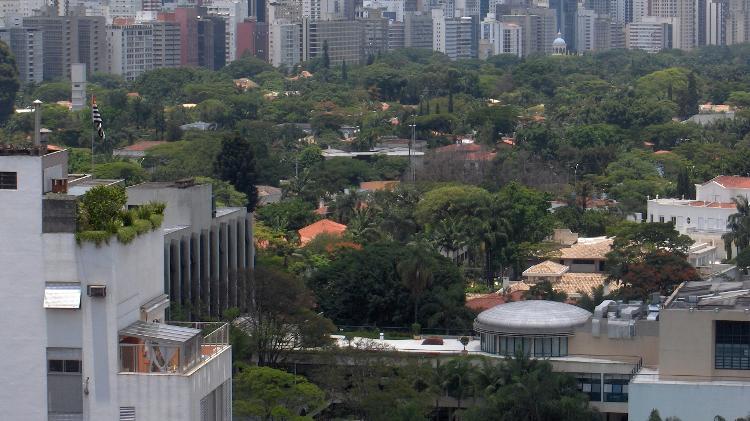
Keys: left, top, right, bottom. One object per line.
{"left": 44, "top": 283, "right": 81, "bottom": 309}
{"left": 119, "top": 320, "right": 200, "bottom": 344}
{"left": 140, "top": 294, "right": 170, "bottom": 314}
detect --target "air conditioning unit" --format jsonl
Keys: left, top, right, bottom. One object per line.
{"left": 87, "top": 285, "right": 106, "bottom": 297}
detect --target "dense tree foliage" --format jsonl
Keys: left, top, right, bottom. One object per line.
{"left": 0, "top": 41, "right": 19, "bottom": 124}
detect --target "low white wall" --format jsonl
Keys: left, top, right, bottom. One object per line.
{"left": 629, "top": 379, "right": 750, "bottom": 420}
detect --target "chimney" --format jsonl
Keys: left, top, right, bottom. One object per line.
{"left": 33, "top": 100, "right": 43, "bottom": 147}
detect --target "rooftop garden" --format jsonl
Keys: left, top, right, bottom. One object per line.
{"left": 75, "top": 185, "right": 165, "bottom": 246}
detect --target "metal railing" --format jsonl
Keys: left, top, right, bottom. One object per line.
{"left": 167, "top": 321, "right": 230, "bottom": 363}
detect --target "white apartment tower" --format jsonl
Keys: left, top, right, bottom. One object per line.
{"left": 107, "top": 24, "right": 154, "bottom": 81}
{"left": 71, "top": 63, "right": 86, "bottom": 112}
{"left": 432, "top": 8, "right": 474, "bottom": 60}
{"left": 0, "top": 137, "right": 232, "bottom": 420}
{"left": 479, "top": 14, "right": 522, "bottom": 58}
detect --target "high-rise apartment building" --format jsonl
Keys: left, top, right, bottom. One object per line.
{"left": 404, "top": 11, "right": 433, "bottom": 48}
{"left": 625, "top": 16, "right": 673, "bottom": 51}
{"left": 432, "top": 8, "right": 474, "bottom": 59}
{"left": 303, "top": 18, "right": 364, "bottom": 64}
{"left": 237, "top": 18, "right": 269, "bottom": 60}
{"left": 503, "top": 7, "right": 557, "bottom": 55}
{"left": 269, "top": 20, "right": 302, "bottom": 68}
{"left": 205, "top": 0, "right": 250, "bottom": 62}
{"left": 0, "top": 26, "right": 43, "bottom": 83}
{"left": 197, "top": 16, "right": 228, "bottom": 70}
{"left": 388, "top": 20, "right": 405, "bottom": 50}
{"left": 479, "top": 13, "right": 522, "bottom": 58}
{"left": 173, "top": 6, "right": 200, "bottom": 66}
{"left": 152, "top": 20, "right": 182, "bottom": 68}
{"left": 22, "top": 13, "right": 107, "bottom": 80}
{"left": 726, "top": 0, "right": 749, "bottom": 44}
{"left": 650, "top": 0, "right": 695, "bottom": 48}
{"left": 548, "top": 0, "right": 577, "bottom": 50}
{"left": 107, "top": 24, "right": 154, "bottom": 80}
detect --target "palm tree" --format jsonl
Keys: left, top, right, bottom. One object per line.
{"left": 397, "top": 242, "right": 436, "bottom": 324}
{"left": 428, "top": 216, "right": 470, "bottom": 263}
{"left": 443, "top": 358, "right": 477, "bottom": 416}
{"left": 723, "top": 196, "right": 750, "bottom": 259}
{"left": 329, "top": 189, "right": 360, "bottom": 224}
{"left": 346, "top": 207, "right": 379, "bottom": 243}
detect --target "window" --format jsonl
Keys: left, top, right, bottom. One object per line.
{"left": 716, "top": 320, "right": 750, "bottom": 370}
{"left": 48, "top": 359, "right": 81, "bottom": 373}
{"left": 603, "top": 374, "right": 630, "bottom": 402}
{"left": 671, "top": 216, "right": 677, "bottom": 224}
{"left": 659, "top": 216, "right": 665, "bottom": 223}
{"left": 0, "top": 171, "right": 17, "bottom": 189}
{"left": 576, "top": 373, "right": 601, "bottom": 401}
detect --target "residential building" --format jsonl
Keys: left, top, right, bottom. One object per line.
{"left": 0, "top": 26, "right": 43, "bottom": 83}
{"left": 576, "top": 7, "right": 597, "bottom": 51}
{"left": 361, "top": 11, "right": 390, "bottom": 57}
{"left": 22, "top": 14, "right": 107, "bottom": 81}
{"left": 703, "top": 0, "right": 727, "bottom": 45}
{"left": 726, "top": 0, "right": 749, "bottom": 44}
{"left": 388, "top": 20, "right": 405, "bottom": 50}
{"left": 0, "top": 0, "right": 46, "bottom": 18}
{"left": 173, "top": 6, "right": 200, "bottom": 66}
{"left": 404, "top": 11, "right": 433, "bottom": 48}
{"left": 432, "top": 8, "right": 474, "bottom": 59}
{"left": 269, "top": 20, "right": 302, "bottom": 68}
{"left": 479, "top": 14, "right": 522, "bottom": 58}
{"left": 237, "top": 18, "right": 269, "bottom": 60}
{"left": 112, "top": 140, "right": 167, "bottom": 158}
{"left": 126, "top": 180, "right": 255, "bottom": 319}
{"left": 107, "top": 24, "right": 154, "bottom": 81}
{"left": 503, "top": 7, "right": 557, "bottom": 55}
{"left": 152, "top": 20, "right": 182, "bottom": 69}
{"left": 303, "top": 19, "right": 364, "bottom": 65}
{"left": 71, "top": 63, "right": 86, "bottom": 112}
{"left": 0, "top": 139, "right": 232, "bottom": 420}
{"left": 646, "top": 175, "right": 750, "bottom": 260}
{"left": 197, "top": 16, "right": 227, "bottom": 70}
{"left": 298, "top": 219, "right": 347, "bottom": 245}
{"left": 205, "top": 0, "right": 250, "bottom": 62}
{"left": 363, "top": 0, "right": 407, "bottom": 21}
{"left": 649, "top": 0, "right": 695, "bottom": 49}
{"left": 625, "top": 17, "right": 673, "bottom": 52}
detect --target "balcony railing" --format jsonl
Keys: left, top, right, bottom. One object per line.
{"left": 686, "top": 227, "right": 729, "bottom": 234}
{"left": 119, "top": 322, "right": 229, "bottom": 375}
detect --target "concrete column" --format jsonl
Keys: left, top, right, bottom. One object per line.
{"left": 220, "top": 222, "right": 229, "bottom": 315}
{"left": 247, "top": 214, "right": 255, "bottom": 270}
{"left": 181, "top": 236, "right": 191, "bottom": 317}
{"left": 237, "top": 218, "right": 247, "bottom": 312}
{"left": 200, "top": 230, "right": 210, "bottom": 317}
{"left": 169, "top": 239, "right": 181, "bottom": 306}
{"left": 163, "top": 241, "right": 171, "bottom": 297}
{"left": 191, "top": 233, "right": 200, "bottom": 317}
{"left": 210, "top": 224, "right": 220, "bottom": 318}
{"left": 228, "top": 221, "right": 238, "bottom": 308}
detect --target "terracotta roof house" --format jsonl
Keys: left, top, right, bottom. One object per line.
{"left": 298, "top": 219, "right": 347, "bottom": 246}
{"left": 112, "top": 140, "right": 167, "bottom": 158}
{"left": 359, "top": 180, "right": 400, "bottom": 192}
{"left": 555, "top": 237, "right": 613, "bottom": 273}
{"left": 523, "top": 260, "right": 569, "bottom": 278}
{"left": 466, "top": 293, "right": 506, "bottom": 312}
{"left": 257, "top": 185, "right": 282, "bottom": 206}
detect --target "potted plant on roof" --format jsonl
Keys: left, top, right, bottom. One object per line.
{"left": 411, "top": 322, "right": 421, "bottom": 340}
{"left": 459, "top": 336, "right": 470, "bottom": 354}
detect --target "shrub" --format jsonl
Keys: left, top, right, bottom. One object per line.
{"left": 78, "top": 185, "right": 127, "bottom": 231}
{"left": 75, "top": 230, "right": 110, "bottom": 246}
{"left": 149, "top": 213, "right": 164, "bottom": 229}
{"left": 132, "top": 219, "right": 153, "bottom": 234}
{"left": 116, "top": 226, "right": 137, "bottom": 244}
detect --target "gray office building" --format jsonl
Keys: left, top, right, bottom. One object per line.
{"left": 303, "top": 19, "right": 365, "bottom": 64}
{"left": 404, "top": 11, "right": 433, "bottom": 48}
{"left": 152, "top": 20, "right": 182, "bottom": 69}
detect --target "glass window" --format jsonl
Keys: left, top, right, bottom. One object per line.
{"left": 604, "top": 374, "right": 630, "bottom": 402}
{"left": 0, "top": 171, "right": 17, "bottom": 189}
{"left": 64, "top": 360, "right": 81, "bottom": 373}
{"left": 576, "top": 373, "right": 601, "bottom": 401}
{"left": 48, "top": 359, "right": 64, "bottom": 373}
{"left": 716, "top": 321, "right": 750, "bottom": 370}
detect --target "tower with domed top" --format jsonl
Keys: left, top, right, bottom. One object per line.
{"left": 552, "top": 32, "right": 567, "bottom": 55}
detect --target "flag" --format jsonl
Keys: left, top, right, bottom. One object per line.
{"left": 92, "top": 96, "right": 105, "bottom": 140}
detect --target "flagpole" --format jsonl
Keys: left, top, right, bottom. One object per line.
{"left": 91, "top": 94, "right": 94, "bottom": 172}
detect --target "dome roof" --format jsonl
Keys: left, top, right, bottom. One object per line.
{"left": 474, "top": 300, "right": 592, "bottom": 335}
{"left": 552, "top": 32, "right": 566, "bottom": 47}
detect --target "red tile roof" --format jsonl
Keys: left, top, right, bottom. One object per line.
{"left": 359, "top": 180, "right": 400, "bottom": 191}
{"left": 298, "top": 219, "right": 347, "bottom": 245}
{"left": 121, "top": 140, "right": 167, "bottom": 151}
{"left": 435, "top": 143, "right": 482, "bottom": 153}
{"left": 705, "top": 175, "right": 750, "bottom": 189}
{"left": 465, "top": 294, "right": 506, "bottom": 311}
{"left": 687, "top": 201, "right": 737, "bottom": 209}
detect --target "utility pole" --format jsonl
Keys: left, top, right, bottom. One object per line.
{"left": 409, "top": 114, "right": 416, "bottom": 182}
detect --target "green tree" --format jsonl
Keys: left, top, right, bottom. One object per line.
{"left": 678, "top": 72, "right": 699, "bottom": 118}
{"left": 723, "top": 196, "right": 750, "bottom": 259}
{"left": 213, "top": 134, "right": 258, "bottom": 210}
{"left": 648, "top": 409, "right": 663, "bottom": 421}
{"left": 194, "top": 176, "right": 248, "bottom": 207}
{"left": 675, "top": 166, "right": 694, "bottom": 199}
{"left": 322, "top": 40, "right": 330, "bottom": 69}
{"left": 256, "top": 199, "right": 317, "bottom": 232}
{"left": 341, "top": 60, "right": 348, "bottom": 80}
{"left": 397, "top": 242, "right": 437, "bottom": 324}
{"left": 77, "top": 185, "right": 128, "bottom": 231}
{"left": 235, "top": 267, "right": 335, "bottom": 366}
{"left": 525, "top": 280, "right": 568, "bottom": 302}
{"left": 233, "top": 365, "right": 325, "bottom": 420}
{"left": 606, "top": 222, "right": 696, "bottom": 299}
{"left": 0, "top": 40, "right": 20, "bottom": 124}
{"left": 92, "top": 161, "right": 147, "bottom": 186}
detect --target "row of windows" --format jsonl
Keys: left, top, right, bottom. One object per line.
{"left": 48, "top": 359, "right": 81, "bottom": 374}
{"left": 575, "top": 373, "right": 630, "bottom": 402}
{"left": 480, "top": 333, "right": 568, "bottom": 357}
{"left": 716, "top": 321, "right": 750, "bottom": 370}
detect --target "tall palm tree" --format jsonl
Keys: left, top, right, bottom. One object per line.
{"left": 723, "top": 196, "right": 750, "bottom": 259}
{"left": 397, "top": 243, "right": 436, "bottom": 324}
{"left": 329, "top": 189, "right": 360, "bottom": 224}
{"left": 428, "top": 216, "right": 470, "bottom": 262}
{"left": 346, "top": 207, "right": 379, "bottom": 243}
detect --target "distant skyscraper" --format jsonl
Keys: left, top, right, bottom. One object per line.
{"left": 404, "top": 11, "right": 433, "bottom": 48}
{"left": 548, "top": 0, "right": 577, "bottom": 50}
{"left": 0, "top": 26, "right": 43, "bottom": 83}
{"left": 107, "top": 24, "right": 154, "bottom": 80}
{"left": 479, "top": 14, "right": 522, "bottom": 58}
{"left": 432, "top": 8, "right": 474, "bottom": 59}
{"left": 152, "top": 20, "right": 182, "bottom": 68}
{"left": 625, "top": 16, "right": 673, "bottom": 52}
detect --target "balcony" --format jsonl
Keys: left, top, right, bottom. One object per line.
{"left": 119, "top": 321, "right": 229, "bottom": 374}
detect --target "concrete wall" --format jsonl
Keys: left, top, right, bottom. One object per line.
{"left": 629, "top": 379, "right": 750, "bottom": 421}
{"left": 117, "top": 347, "right": 232, "bottom": 421}
{"left": 697, "top": 182, "right": 750, "bottom": 203}
{"left": 0, "top": 155, "right": 48, "bottom": 421}
{"left": 659, "top": 308, "right": 750, "bottom": 380}
{"left": 127, "top": 183, "right": 213, "bottom": 233}
{"left": 570, "top": 320, "right": 660, "bottom": 366}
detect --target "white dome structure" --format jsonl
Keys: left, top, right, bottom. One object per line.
{"left": 474, "top": 300, "right": 592, "bottom": 356}
{"left": 552, "top": 32, "right": 567, "bottom": 55}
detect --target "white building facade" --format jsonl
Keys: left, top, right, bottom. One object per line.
{"left": 107, "top": 23, "right": 154, "bottom": 81}
{"left": 646, "top": 175, "right": 750, "bottom": 259}
{"left": 0, "top": 145, "right": 232, "bottom": 421}
{"left": 479, "top": 14, "right": 522, "bottom": 58}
